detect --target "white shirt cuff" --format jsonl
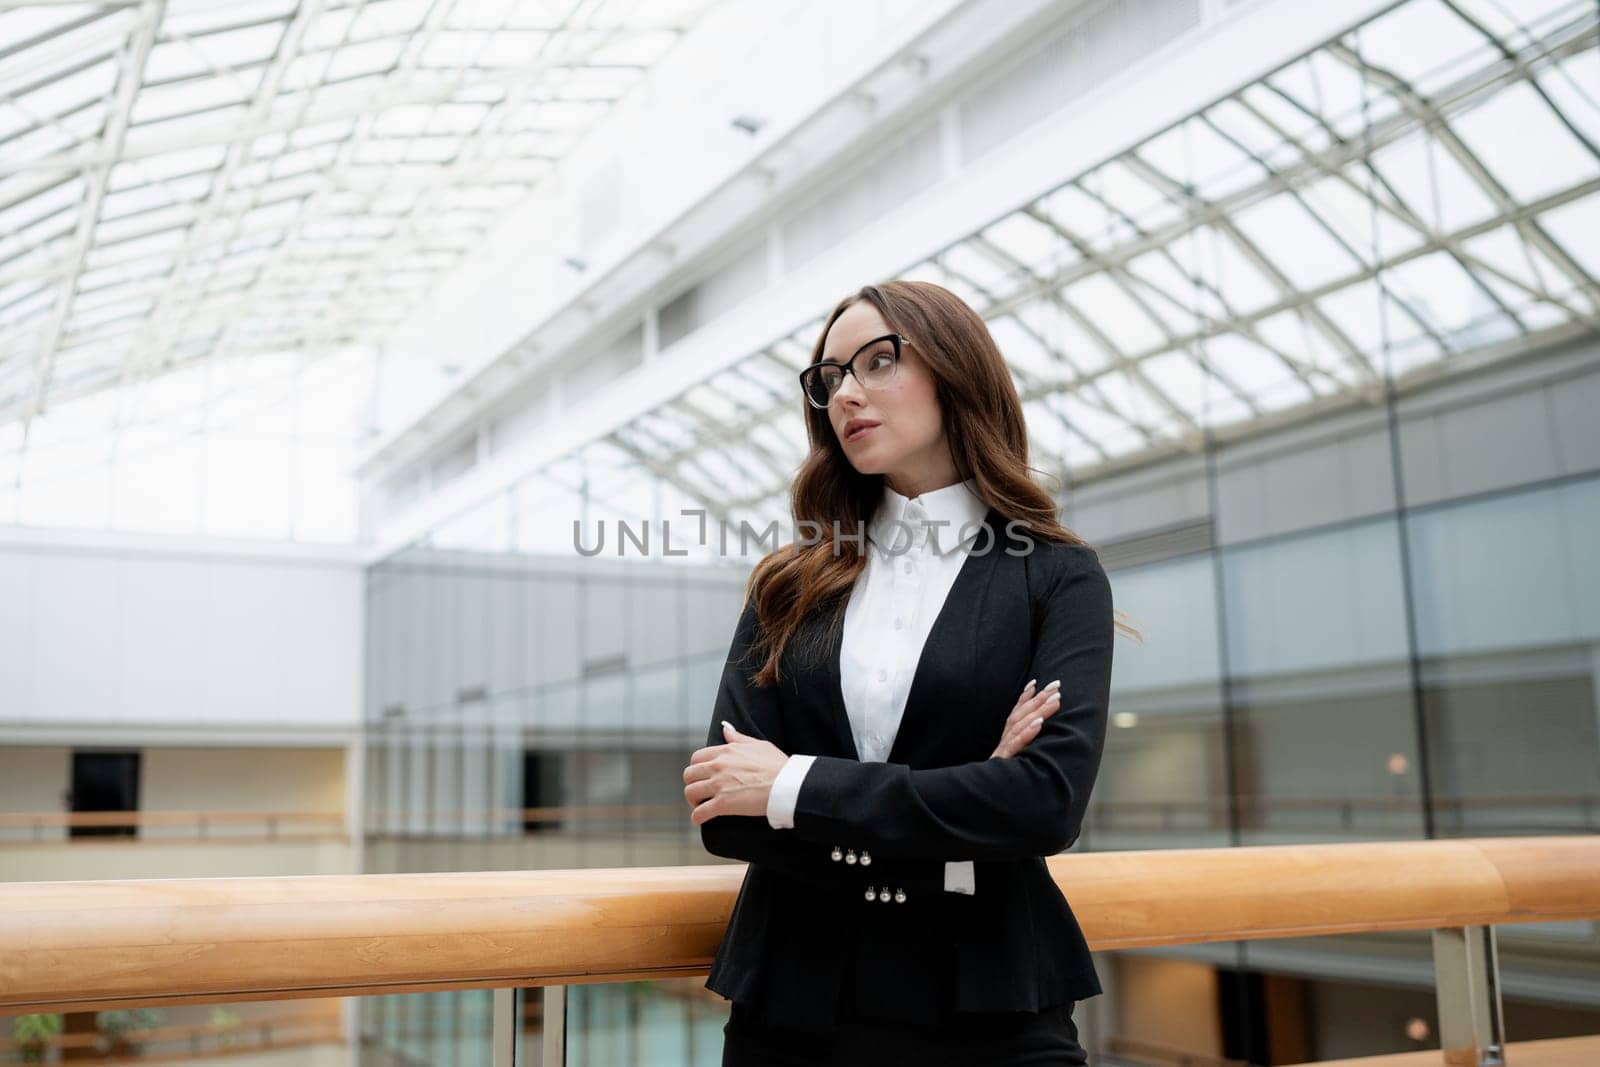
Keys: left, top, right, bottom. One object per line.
{"left": 944, "top": 860, "right": 975, "bottom": 895}
{"left": 766, "top": 753, "right": 816, "bottom": 829}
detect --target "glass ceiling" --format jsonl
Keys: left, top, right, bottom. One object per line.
{"left": 0, "top": 0, "right": 715, "bottom": 536}
{"left": 504, "top": 0, "right": 1600, "bottom": 549}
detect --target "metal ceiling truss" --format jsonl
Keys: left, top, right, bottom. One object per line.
{"left": 523, "top": 0, "right": 1600, "bottom": 522}
{"left": 0, "top": 0, "right": 713, "bottom": 466}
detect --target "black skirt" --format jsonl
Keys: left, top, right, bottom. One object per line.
{"left": 720, "top": 961, "right": 1090, "bottom": 1067}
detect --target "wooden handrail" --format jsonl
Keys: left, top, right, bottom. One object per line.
{"left": 2, "top": 836, "right": 1597, "bottom": 1015}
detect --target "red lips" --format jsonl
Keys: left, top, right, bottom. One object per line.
{"left": 843, "top": 418, "right": 880, "bottom": 441}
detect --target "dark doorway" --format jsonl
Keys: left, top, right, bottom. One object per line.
{"left": 69, "top": 750, "right": 141, "bottom": 838}
{"left": 522, "top": 751, "right": 564, "bottom": 834}
{"left": 1218, "top": 966, "right": 1268, "bottom": 1065}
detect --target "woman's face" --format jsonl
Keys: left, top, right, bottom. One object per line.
{"left": 820, "top": 301, "right": 952, "bottom": 495}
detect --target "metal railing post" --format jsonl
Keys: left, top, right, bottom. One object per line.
{"left": 493, "top": 986, "right": 517, "bottom": 1067}
{"left": 542, "top": 984, "right": 567, "bottom": 1067}
{"left": 1431, "top": 925, "right": 1506, "bottom": 1066}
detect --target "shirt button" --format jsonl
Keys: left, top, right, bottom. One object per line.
{"left": 877, "top": 668, "right": 887, "bottom": 682}
{"left": 903, "top": 561, "right": 914, "bottom": 575}
{"left": 893, "top": 617, "right": 903, "bottom": 629}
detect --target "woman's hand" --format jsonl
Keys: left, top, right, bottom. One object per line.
{"left": 684, "top": 721, "right": 790, "bottom": 826}
{"left": 988, "top": 678, "right": 1062, "bottom": 759}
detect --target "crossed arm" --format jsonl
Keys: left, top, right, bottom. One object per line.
{"left": 695, "top": 545, "right": 1113, "bottom": 880}
{"left": 694, "top": 598, "right": 952, "bottom": 899}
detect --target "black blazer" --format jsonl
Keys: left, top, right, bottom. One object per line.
{"left": 699, "top": 505, "right": 1114, "bottom": 1030}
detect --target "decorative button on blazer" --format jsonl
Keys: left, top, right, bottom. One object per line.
{"left": 700, "top": 505, "right": 1114, "bottom": 1030}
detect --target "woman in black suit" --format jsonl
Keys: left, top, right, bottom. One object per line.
{"left": 683, "top": 280, "right": 1129, "bottom": 1065}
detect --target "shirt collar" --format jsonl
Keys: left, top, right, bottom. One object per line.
{"left": 868, "top": 476, "right": 988, "bottom": 557}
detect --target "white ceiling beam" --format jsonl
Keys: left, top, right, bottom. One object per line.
{"left": 20, "top": 0, "right": 163, "bottom": 434}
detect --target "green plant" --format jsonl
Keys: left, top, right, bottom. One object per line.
{"left": 209, "top": 1006, "right": 244, "bottom": 1049}
{"left": 94, "top": 1007, "right": 165, "bottom": 1054}
{"left": 9, "top": 1013, "right": 62, "bottom": 1064}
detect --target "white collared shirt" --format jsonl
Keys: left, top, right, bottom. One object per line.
{"left": 765, "top": 476, "right": 988, "bottom": 894}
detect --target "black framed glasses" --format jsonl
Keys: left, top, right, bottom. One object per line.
{"left": 798, "top": 333, "right": 907, "bottom": 409}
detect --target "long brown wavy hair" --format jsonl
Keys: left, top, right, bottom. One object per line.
{"left": 742, "top": 279, "right": 1138, "bottom": 687}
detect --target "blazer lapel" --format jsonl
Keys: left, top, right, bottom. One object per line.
{"left": 822, "top": 504, "right": 1004, "bottom": 766}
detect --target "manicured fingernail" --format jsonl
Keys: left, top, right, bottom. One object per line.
{"left": 1031, "top": 717, "right": 1043, "bottom": 729}
{"left": 1044, "top": 692, "right": 1060, "bottom": 706}
{"left": 1024, "top": 678, "right": 1036, "bottom": 693}
{"left": 1044, "top": 679, "right": 1061, "bottom": 692}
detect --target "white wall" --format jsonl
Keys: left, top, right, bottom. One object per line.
{"left": 0, "top": 527, "right": 363, "bottom": 740}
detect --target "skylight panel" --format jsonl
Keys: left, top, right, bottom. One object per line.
{"left": 74, "top": 252, "right": 168, "bottom": 294}
{"left": 1290, "top": 49, "right": 1400, "bottom": 143}
{"left": 766, "top": 337, "right": 812, "bottom": 369}
{"left": 635, "top": 412, "right": 697, "bottom": 453}
{"left": 1093, "top": 368, "right": 1179, "bottom": 437}
{"left": 1178, "top": 114, "right": 1271, "bottom": 202}
{"left": 1035, "top": 182, "right": 1121, "bottom": 251}
{"left": 1085, "top": 159, "right": 1181, "bottom": 233}
{"left": 1535, "top": 51, "right": 1600, "bottom": 153}
{"left": 325, "top": 36, "right": 408, "bottom": 82}
{"left": 131, "top": 90, "right": 245, "bottom": 146}
{"left": 1022, "top": 396, "right": 1076, "bottom": 457}
{"left": 588, "top": 31, "right": 678, "bottom": 66}
{"left": 354, "top": 0, "right": 431, "bottom": 38}
{"left": 1062, "top": 273, "right": 1169, "bottom": 356}
{"left": 1451, "top": 0, "right": 1583, "bottom": 47}
{"left": 1019, "top": 296, "right": 1115, "bottom": 377}
{"left": 1108, "top": 370, "right": 1200, "bottom": 443}
{"left": 130, "top": 100, "right": 252, "bottom": 149}
{"left": 1139, "top": 351, "right": 1229, "bottom": 424}
{"left": 0, "top": 13, "right": 132, "bottom": 95}
{"left": 1451, "top": 81, "right": 1600, "bottom": 205}
{"left": 717, "top": 369, "right": 778, "bottom": 412}
{"left": 749, "top": 421, "right": 799, "bottom": 466}
{"left": 0, "top": 175, "right": 81, "bottom": 236}
{"left": 69, "top": 288, "right": 155, "bottom": 328}
{"left": 980, "top": 210, "right": 1062, "bottom": 277}
{"left": 1200, "top": 224, "right": 1282, "bottom": 316}
{"left": 1314, "top": 278, "right": 1451, "bottom": 368}
{"left": 287, "top": 117, "right": 359, "bottom": 150}
{"left": 1354, "top": 134, "right": 1476, "bottom": 239}
{"left": 989, "top": 314, "right": 1058, "bottom": 380}
{"left": 1536, "top": 196, "right": 1600, "bottom": 284}
{"left": 2, "top": 279, "right": 56, "bottom": 325}
{"left": 1122, "top": 250, "right": 1212, "bottom": 327}
{"left": 1251, "top": 310, "right": 1364, "bottom": 388}
{"left": 9, "top": 56, "right": 120, "bottom": 135}
{"left": 0, "top": 7, "right": 107, "bottom": 44}
{"left": 1204, "top": 97, "right": 1301, "bottom": 175}
{"left": 1237, "top": 82, "right": 1331, "bottom": 157}
{"left": 184, "top": 17, "right": 287, "bottom": 70}
{"left": 1298, "top": 170, "right": 1424, "bottom": 264}
{"left": 1054, "top": 391, "right": 1144, "bottom": 456}
{"left": 1352, "top": 0, "right": 1487, "bottom": 95}
{"left": 1197, "top": 333, "right": 1310, "bottom": 413}
{"left": 161, "top": 0, "right": 298, "bottom": 40}
{"left": 1230, "top": 194, "right": 1363, "bottom": 291}
{"left": 940, "top": 240, "right": 1016, "bottom": 297}
{"left": 1510, "top": 300, "right": 1571, "bottom": 332}
{"left": 1383, "top": 251, "right": 1511, "bottom": 342}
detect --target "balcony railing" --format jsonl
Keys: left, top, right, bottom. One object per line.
{"left": 3, "top": 836, "right": 1598, "bottom": 1066}
{"left": 0, "top": 1007, "right": 342, "bottom": 1062}
{"left": 0, "top": 809, "right": 345, "bottom": 842}
{"left": 8, "top": 794, "right": 1587, "bottom": 846}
